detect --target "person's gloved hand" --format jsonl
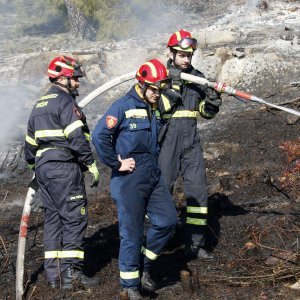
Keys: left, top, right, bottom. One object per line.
{"left": 168, "top": 67, "right": 182, "bottom": 81}
{"left": 199, "top": 100, "right": 220, "bottom": 119}
{"left": 205, "top": 86, "right": 222, "bottom": 107}
{"left": 87, "top": 161, "right": 99, "bottom": 188}
{"left": 168, "top": 67, "right": 182, "bottom": 90}
{"left": 163, "top": 88, "right": 182, "bottom": 106}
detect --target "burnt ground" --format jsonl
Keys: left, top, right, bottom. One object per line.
{"left": 0, "top": 105, "right": 300, "bottom": 300}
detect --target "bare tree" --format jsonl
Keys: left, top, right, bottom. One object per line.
{"left": 64, "top": 0, "right": 96, "bottom": 41}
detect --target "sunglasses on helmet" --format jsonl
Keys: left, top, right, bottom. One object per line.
{"left": 62, "top": 56, "right": 85, "bottom": 77}
{"left": 177, "top": 38, "right": 197, "bottom": 50}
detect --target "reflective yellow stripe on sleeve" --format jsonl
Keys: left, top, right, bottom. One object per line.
{"left": 186, "top": 217, "right": 207, "bottom": 226}
{"left": 141, "top": 246, "right": 159, "bottom": 261}
{"left": 35, "top": 129, "right": 64, "bottom": 139}
{"left": 120, "top": 270, "right": 140, "bottom": 280}
{"left": 84, "top": 132, "right": 91, "bottom": 141}
{"left": 162, "top": 110, "right": 198, "bottom": 118}
{"left": 25, "top": 134, "right": 38, "bottom": 146}
{"left": 125, "top": 109, "right": 148, "bottom": 119}
{"left": 64, "top": 120, "right": 84, "bottom": 138}
{"left": 187, "top": 206, "right": 208, "bottom": 214}
{"left": 161, "top": 94, "right": 171, "bottom": 111}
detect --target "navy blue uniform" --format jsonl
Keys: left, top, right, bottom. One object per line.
{"left": 24, "top": 85, "right": 95, "bottom": 282}
{"left": 92, "top": 85, "right": 177, "bottom": 289}
{"left": 159, "top": 63, "right": 222, "bottom": 248}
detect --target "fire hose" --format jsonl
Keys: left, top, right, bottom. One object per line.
{"left": 16, "top": 71, "right": 300, "bottom": 299}
{"left": 180, "top": 73, "right": 300, "bottom": 117}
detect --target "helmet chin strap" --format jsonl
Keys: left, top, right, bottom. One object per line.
{"left": 54, "top": 78, "right": 79, "bottom": 98}
{"left": 138, "top": 82, "right": 148, "bottom": 98}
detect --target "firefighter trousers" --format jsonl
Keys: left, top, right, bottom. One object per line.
{"left": 159, "top": 136, "right": 208, "bottom": 248}
{"left": 111, "top": 162, "right": 177, "bottom": 289}
{"left": 35, "top": 161, "right": 88, "bottom": 282}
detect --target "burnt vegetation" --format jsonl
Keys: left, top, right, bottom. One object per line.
{"left": 1, "top": 105, "right": 299, "bottom": 299}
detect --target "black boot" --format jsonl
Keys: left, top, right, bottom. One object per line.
{"left": 123, "top": 288, "right": 142, "bottom": 300}
{"left": 185, "top": 245, "right": 215, "bottom": 261}
{"left": 61, "top": 266, "right": 100, "bottom": 289}
{"left": 141, "top": 272, "right": 157, "bottom": 292}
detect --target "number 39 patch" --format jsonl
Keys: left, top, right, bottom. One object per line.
{"left": 106, "top": 115, "right": 118, "bottom": 129}
{"left": 129, "top": 123, "right": 137, "bottom": 130}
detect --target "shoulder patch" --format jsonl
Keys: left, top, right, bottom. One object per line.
{"left": 73, "top": 106, "right": 82, "bottom": 119}
{"left": 106, "top": 115, "right": 118, "bottom": 129}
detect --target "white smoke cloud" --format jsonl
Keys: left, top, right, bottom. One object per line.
{"left": 0, "top": 85, "right": 31, "bottom": 148}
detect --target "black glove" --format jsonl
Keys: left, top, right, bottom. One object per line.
{"left": 163, "top": 88, "right": 182, "bottom": 106}
{"left": 168, "top": 66, "right": 182, "bottom": 89}
{"left": 205, "top": 102, "right": 220, "bottom": 115}
{"left": 205, "top": 86, "right": 222, "bottom": 107}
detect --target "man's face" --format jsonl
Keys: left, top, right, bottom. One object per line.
{"left": 144, "top": 85, "right": 161, "bottom": 104}
{"left": 58, "top": 76, "right": 80, "bottom": 89}
{"left": 70, "top": 77, "right": 80, "bottom": 89}
{"left": 173, "top": 50, "right": 192, "bottom": 70}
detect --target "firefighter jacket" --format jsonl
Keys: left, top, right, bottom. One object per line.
{"left": 92, "top": 85, "right": 161, "bottom": 171}
{"left": 159, "top": 59, "right": 222, "bottom": 120}
{"left": 25, "top": 85, "right": 95, "bottom": 169}
{"left": 157, "top": 61, "right": 223, "bottom": 148}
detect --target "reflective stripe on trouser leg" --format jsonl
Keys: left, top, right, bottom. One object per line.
{"left": 183, "top": 182, "right": 208, "bottom": 247}
{"left": 111, "top": 171, "right": 146, "bottom": 289}
{"left": 142, "top": 176, "right": 177, "bottom": 272}
{"left": 40, "top": 196, "right": 63, "bottom": 282}
{"left": 36, "top": 161, "right": 87, "bottom": 276}
{"left": 181, "top": 140, "right": 208, "bottom": 247}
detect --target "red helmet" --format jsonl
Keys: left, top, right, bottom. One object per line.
{"left": 47, "top": 56, "right": 85, "bottom": 79}
{"left": 136, "top": 59, "right": 170, "bottom": 89}
{"left": 167, "top": 29, "right": 197, "bottom": 52}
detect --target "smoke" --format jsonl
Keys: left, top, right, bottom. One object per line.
{"left": 0, "top": 86, "right": 31, "bottom": 148}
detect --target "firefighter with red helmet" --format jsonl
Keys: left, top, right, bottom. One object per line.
{"left": 158, "top": 29, "right": 222, "bottom": 260}
{"left": 92, "top": 59, "right": 178, "bottom": 299}
{"left": 24, "top": 55, "right": 100, "bottom": 289}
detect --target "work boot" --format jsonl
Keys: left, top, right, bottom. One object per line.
{"left": 141, "top": 272, "right": 157, "bottom": 292}
{"left": 61, "top": 266, "right": 100, "bottom": 289}
{"left": 123, "top": 288, "right": 142, "bottom": 300}
{"left": 185, "top": 245, "right": 215, "bottom": 261}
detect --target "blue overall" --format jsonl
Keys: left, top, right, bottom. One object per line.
{"left": 92, "top": 85, "right": 177, "bottom": 289}
{"left": 24, "top": 85, "right": 95, "bottom": 282}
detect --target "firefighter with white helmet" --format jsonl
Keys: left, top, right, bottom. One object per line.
{"left": 92, "top": 59, "right": 178, "bottom": 299}
{"left": 24, "top": 55, "right": 100, "bottom": 289}
{"left": 158, "top": 29, "right": 222, "bottom": 260}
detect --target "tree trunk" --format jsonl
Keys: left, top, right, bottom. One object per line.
{"left": 64, "top": 0, "right": 96, "bottom": 41}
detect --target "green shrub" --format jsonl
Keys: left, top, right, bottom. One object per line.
{"left": 13, "top": 0, "right": 166, "bottom": 41}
